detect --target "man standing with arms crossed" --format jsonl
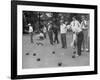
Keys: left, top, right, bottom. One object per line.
{"left": 81, "top": 15, "right": 89, "bottom": 52}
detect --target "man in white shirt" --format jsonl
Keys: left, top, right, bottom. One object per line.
{"left": 26, "top": 23, "right": 34, "bottom": 43}
{"left": 70, "top": 16, "right": 83, "bottom": 56}
{"left": 60, "top": 20, "right": 67, "bottom": 48}
{"left": 70, "top": 16, "right": 81, "bottom": 48}
{"left": 47, "top": 21, "right": 53, "bottom": 45}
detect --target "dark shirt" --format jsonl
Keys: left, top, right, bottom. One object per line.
{"left": 53, "top": 25, "right": 58, "bottom": 33}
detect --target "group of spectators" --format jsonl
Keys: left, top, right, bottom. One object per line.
{"left": 25, "top": 15, "right": 89, "bottom": 57}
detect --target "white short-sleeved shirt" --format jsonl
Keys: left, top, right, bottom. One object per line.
{"left": 66, "top": 25, "right": 70, "bottom": 29}
{"left": 48, "top": 25, "right": 52, "bottom": 31}
{"left": 43, "top": 26, "right": 47, "bottom": 33}
{"left": 60, "top": 24, "right": 67, "bottom": 34}
{"left": 29, "top": 26, "right": 33, "bottom": 33}
{"left": 70, "top": 20, "right": 82, "bottom": 33}
{"left": 81, "top": 20, "right": 87, "bottom": 29}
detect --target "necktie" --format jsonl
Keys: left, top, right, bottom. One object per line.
{"left": 74, "top": 21, "right": 75, "bottom": 27}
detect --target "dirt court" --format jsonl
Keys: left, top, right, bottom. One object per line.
{"left": 22, "top": 33, "right": 90, "bottom": 69}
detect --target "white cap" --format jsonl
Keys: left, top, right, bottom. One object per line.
{"left": 28, "top": 23, "right": 31, "bottom": 26}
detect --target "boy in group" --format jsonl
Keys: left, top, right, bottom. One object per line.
{"left": 42, "top": 25, "right": 47, "bottom": 39}
{"left": 47, "top": 21, "right": 54, "bottom": 45}
{"left": 53, "top": 23, "right": 59, "bottom": 44}
{"left": 60, "top": 20, "right": 67, "bottom": 48}
{"left": 36, "top": 31, "right": 44, "bottom": 40}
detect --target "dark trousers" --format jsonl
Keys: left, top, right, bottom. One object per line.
{"left": 61, "top": 33, "right": 67, "bottom": 48}
{"left": 77, "top": 31, "right": 83, "bottom": 56}
{"left": 30, "top": 32, "right": 34, "bottom": 43}
{"left": 48, "top": 31, "right": 53, "bottom": 45}
{"left": 54, "top": 31, "right": 59, "bottom": 43}
{"left": 43, "top": 32, "right": 46, "bottom": 38}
